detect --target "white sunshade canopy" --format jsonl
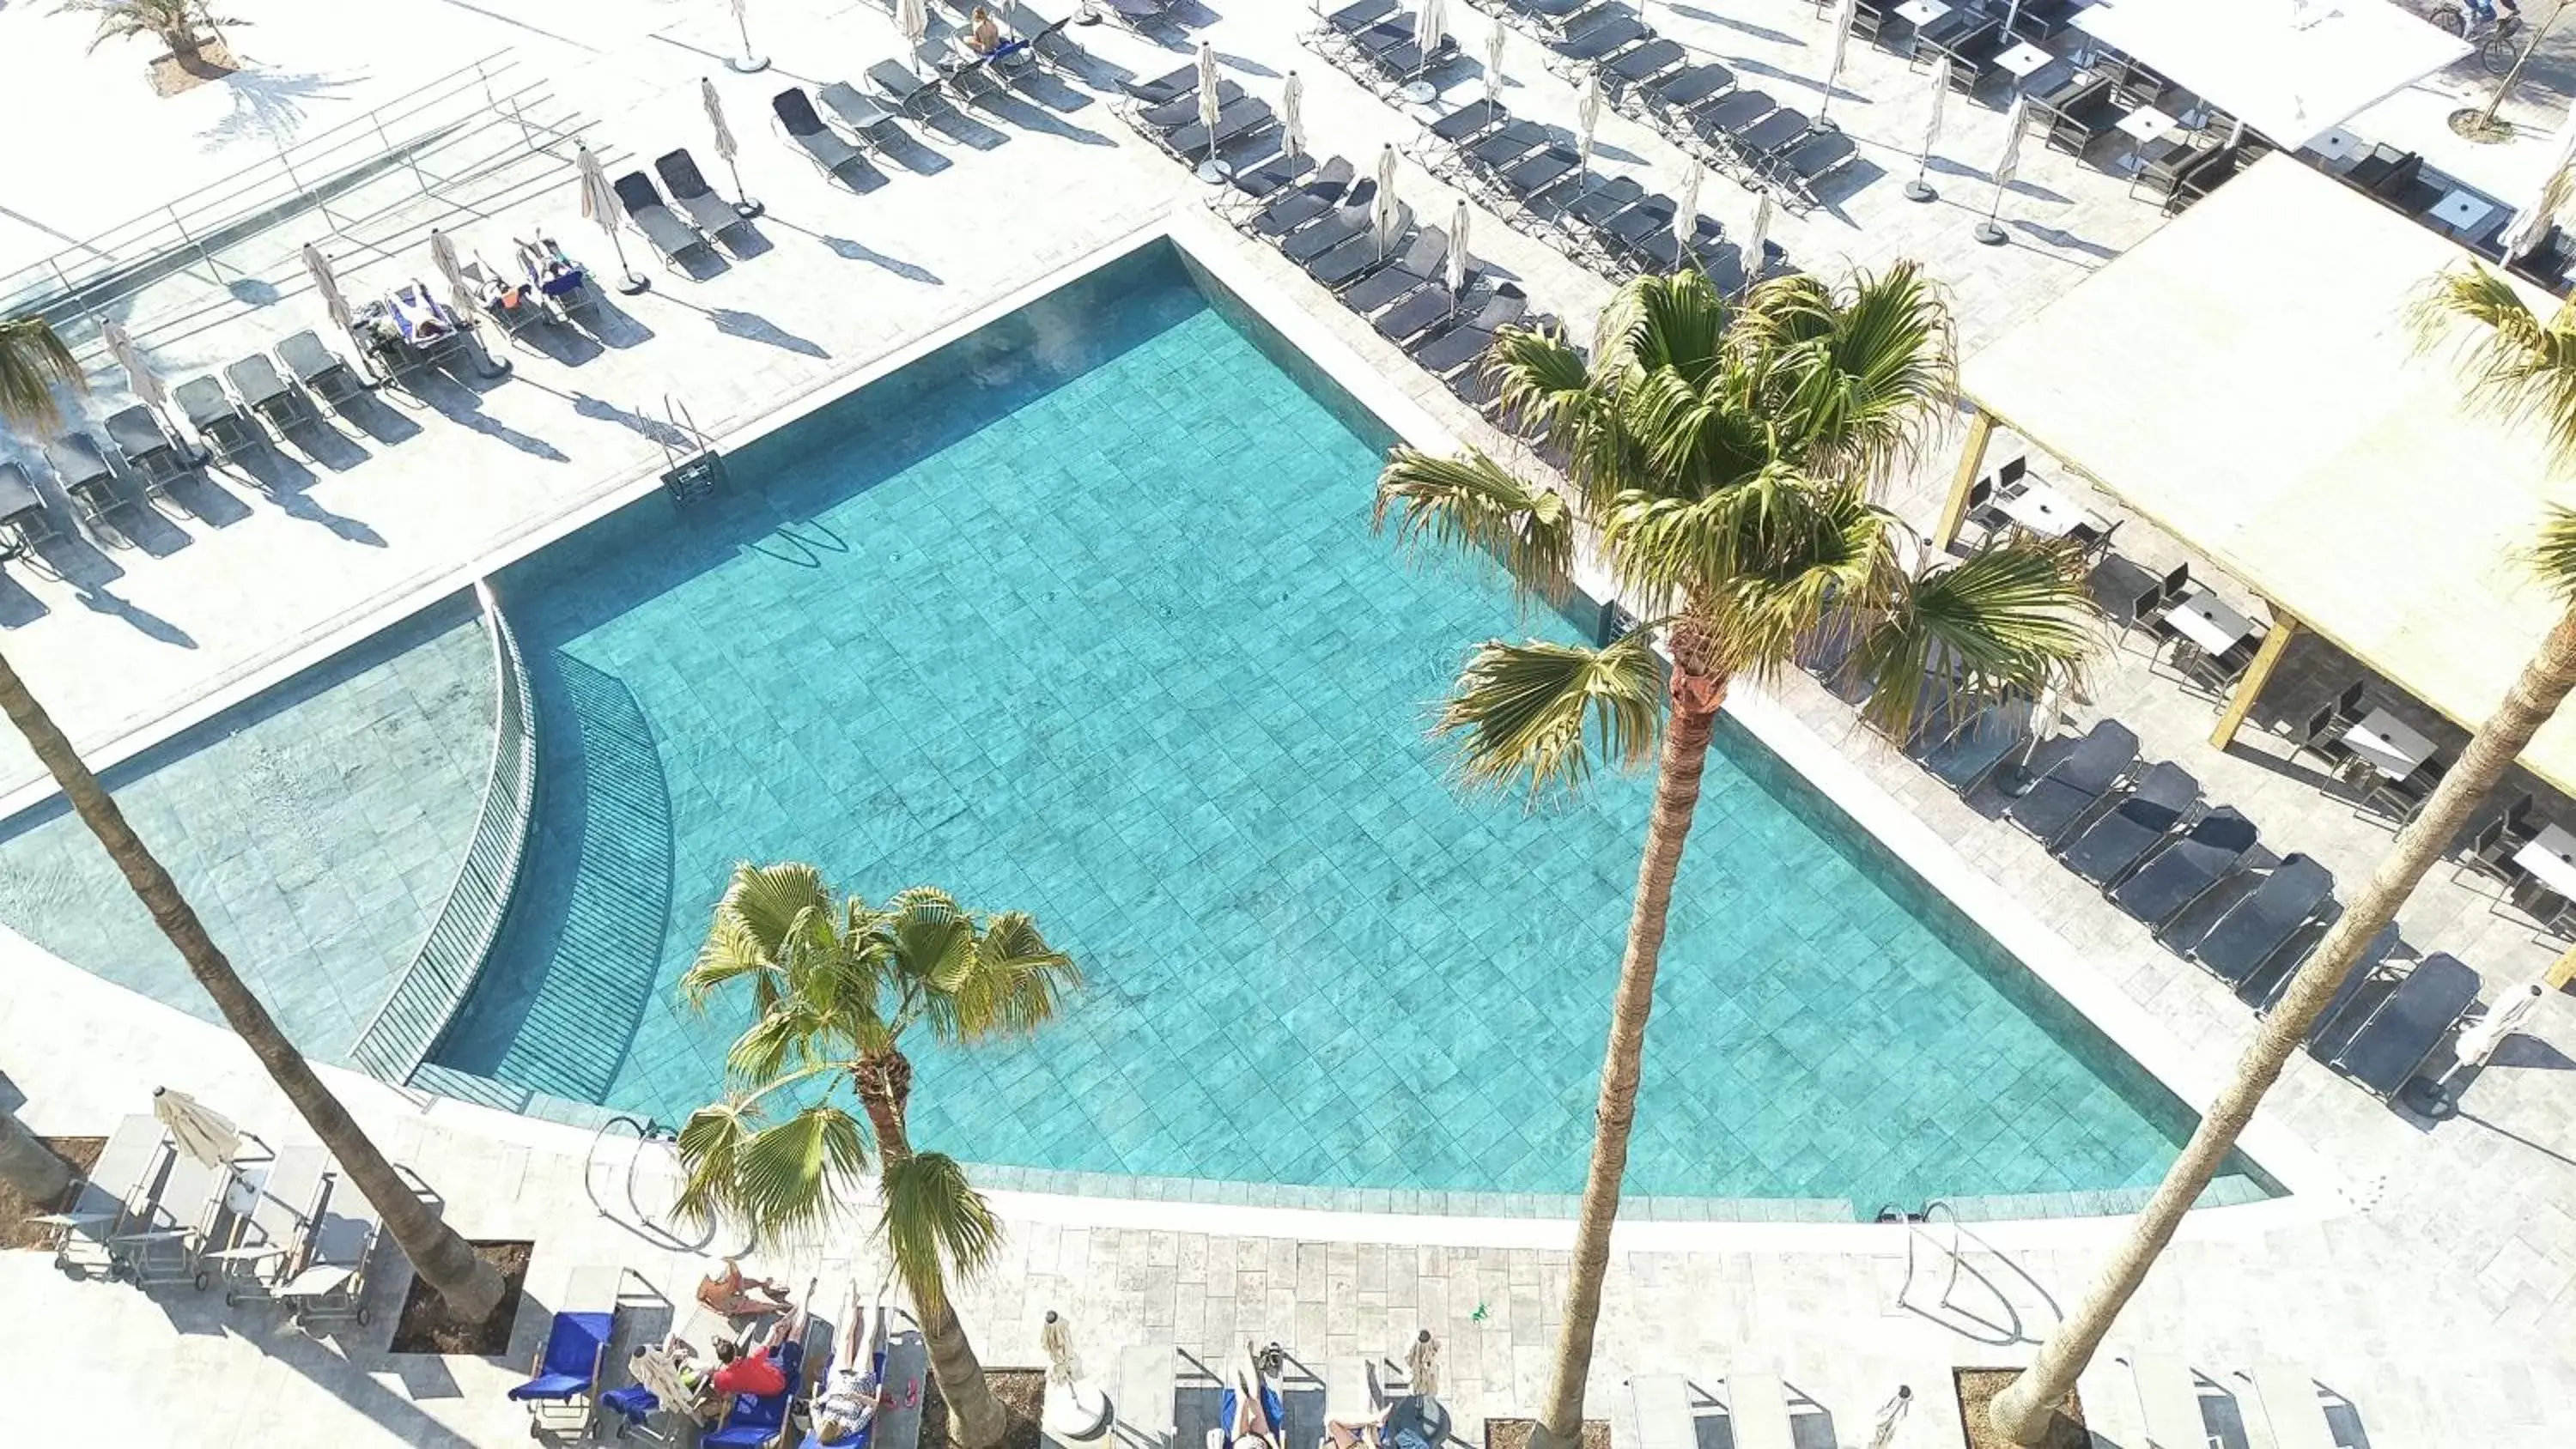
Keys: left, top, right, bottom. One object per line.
{"left": 2074, "top": 0, "right": 2469, "bottom": 151}
{"left": 1964, "top": 155, "right": 2576, "bottom": 791}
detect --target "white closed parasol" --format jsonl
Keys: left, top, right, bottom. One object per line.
{"left": 1485, "top": 10, "right": 1508, "bottom": 103}
{"left": 429, "top": 227, "right": 477, "bottom": 319}
{"left": 702, "top": 76, "right": 761, "bottom": 215}
{"left": 1978, "top": 94, "right": 2028, "bottom": 246}
{"left": 2503, "top": 107, "right": 2576, "bottom": 262}
{"left": 302, "top": 243, "right": 354, "bottom": 333}
{"left": 1404, "top": 0, "right": 1448, "bottom": 103}
{"left": 1819, "top": 0, "right": 1855, "bottom": 127}
{"left": 1196, "top": 41, "right": 1228, "bottom": 182}
{"left": 1742, "top": 191, "right": 1773, "bottom": 293}
{"left": 152, "top": 1087, "right": 241, "bottom": 1170}
{"left": 1577, "top": 67, "right": 1602, "bottom": 178}
{"left": 102, "top": 318, "right": 167, "bottom": 412}
{"left": 578, "top": 145, "right": 648, "bottom": 293}
{"left": 898, "top": 0, "right": 929, "bottom": 74}
{"left": 1374, "top": 143, "right": 1402, "bottom": 256}
{"left": 2456, "top": 980, "right": 2550, "bottom": 1069}
{"left": 1447, "top": 197, "right": 1471, "bottom": 297}
{"left": 1674, "top": 163, "right": 1701, "bottom": 261}
{"left": 1907, "top": 58, "right": 1952, "bottom": 202}
{"left": 728, "top": 0, "right": 769, "bottom": 73}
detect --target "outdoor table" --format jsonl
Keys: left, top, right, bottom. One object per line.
{"left": 2515, "top": 823, "right": 2576, "bottom": 901}
{"left": 2341, "top": 707, "right": 2435, "bottom": 782}
{"left": 2433, "top": 189, "right": 2496, "bottom": 233}
{"left": 1996, "top": 480, "right": 2099, "bottom": 539}
{"left": 1997, "top": 40, "right": 2053, "bottom": 77}
{"left": 2116, "top": 104, "right": 2178, "bottom": 175}
{"left": 1895, "top": 0, "right": 1951, "bottom": 27}
{"left": 2161, "top": 587, "right": 2252, "bottom": 656}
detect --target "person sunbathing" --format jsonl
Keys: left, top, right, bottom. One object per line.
{"left": 967, "top": 5, "right": 1005, "bottom": 54}
{"left": 697, "top": 1256, "right": 794, "bottom": 1319}
{"left": 812, "top": 1279, "right": 888, "bottom": 1445}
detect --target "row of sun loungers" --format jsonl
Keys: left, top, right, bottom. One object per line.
{"left": 34, "top": 1113, "right": 379, "bottom": 1323}
{"left": 1303, "top": 0, "right": 1461, "bottom": 100}
{"left": 1413, "top": 97, "right": 1787, "bottom": 288}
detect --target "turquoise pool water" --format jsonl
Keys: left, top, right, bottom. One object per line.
{"left": 434, "top": 242, "right": 2263, "bottom": 1213}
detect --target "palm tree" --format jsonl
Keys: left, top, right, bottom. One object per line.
{"left": 1375, "top": 266, "right": 2099, "bottom": 1449}
{"left": 0, "top": 652, "right": 505, "bottom": 1316}
{"left": 0, "top": 318, "right": 82, "bottom": 435}
{"left": 1987, "top": 269, "right": 2576, "bottom": 1441}
{"left": 675, "top": 863, "right": 1082, "bottom": 1449}
{"left": 51, "top": 0, "right": 243, "bottom": 65}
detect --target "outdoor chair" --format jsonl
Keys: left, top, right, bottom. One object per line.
{"left": 2289, "top": 701, "right": 2363, "bottom": 774}
{"left": 2039, "top": 79, "right": 2121, "bottom": 156}
{"left": 173, "top": 374, "right": 267, "bottom": 463}
{"left": 1921, "top": 17, "right": 2004, "bottom": 85}
{"left": 2364, "top": 751, "right": 2449, "bottom": 824}
{"left": 2109, "top": 804, "right": 2258, "bottom": 927}
{"left": 46, "top": 432, "right": 135, "bottom": 538}
{"left": 1244, "top": 156, "right": 1356, "bottom": 237}
{"left": 274, "top": 1173, "right": 382, "bottom": 1325}
{"left": 2057, "top": 760, "right": 2200, "bottom": 887}
{"left": 225, "top": 352, "right": 318, "bottom": 431}
{"left": 775, "top": 90, "right": 888, "bottom": 190}
{"left": 2332, "top": 953, "right": 2480, "bottom": 1099}
{"left": 508, "top": 1291, "right": 617, "bottom": 1438}
{"left": 2188, "top": 854, "right": 2335, "bottom": 983}
{"left": 1412, "top": 282, "right": 1528, "bottom": 374}
{"left": 866, "top": 58, "right": 941, "bottom": 118}
{"left": 28, "top": 1114, "right": 161, "bottom": 1277}
{"left": 2008, "top": 0, "right": 2081, "bottom": 38}
{"left": 101, "top": 403, "right": 197, "bottom": 488}
{"left": 2510, "top": 225, "right": 2574, "bottom": 293}
{"left": 274, "top": 331, "right": 368, "bottom": 414}
{"left": 658, "top": 148, "right": 759, "bottom": 239}
{"left": 2178, "top": 628, "right": 2259, "bottom": 693}
{"left": 108, "top": 1140, "right": 230, "bottom": 1290}
{"left": 1304, "top": 203, "right": 1414, "bottom": 288}
{"left": 611, "top": 171, "right": 715, "bottom": 268}
{"left": 204, "top": 1145, "right": 329, "bottom": 1305}
{"left": 2004, "top": 718, "right": 2140, "bottom": 845}
{"left": 1342, "top": 224, "right": 1449, "bottom": 312}
{"left": 2455, "top": 795, "right": 2538, "bottom": 890}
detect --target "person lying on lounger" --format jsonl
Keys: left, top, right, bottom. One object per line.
{"left": 1325, "top": 1402, "right": 1394, "bottom": 1449}
{"left": 812, "top": 1278, "right": 888, "bottom": 1446}
{"left": 697, "top": 1256, "right": 794, "bottom": 1319}
{"left": 1213, "top": 1342, "right": 1288, "bottom": 1449}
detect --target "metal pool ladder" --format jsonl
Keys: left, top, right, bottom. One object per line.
{"left": 656, "top": 394, "right": 726, "bottom": 506}
{"left": 1887, "top": 1198, "right": 1968, "bottom": 1314}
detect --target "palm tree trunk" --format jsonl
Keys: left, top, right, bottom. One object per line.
{"left": 0, "top": 1106, "right": 74, "bottom": 1203}
{"left": 1990, "top": 604, "right": 2576, "bottom": 1444}
{"left": 1531, "top": 682, "right": 1724, "bottom": 1449}
{"left": 0, "top": 649, "right": 504, "bottom": 1319}
{"left": 858, "top": 1051, "right": 1008, "bottom": 1449}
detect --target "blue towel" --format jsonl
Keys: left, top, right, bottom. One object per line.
{"left": 1218, "top": 1382, "right": 1287, "bottom": 1442}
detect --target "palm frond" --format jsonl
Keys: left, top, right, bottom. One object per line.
{"left": 939, "top": 911, "right": 1081, "bottom": 1044}
{"left": 2412, "top": 264, "right": 2576, "bottom": 462}
{"left": 1435, "top": 632, "right": 1667, "bottom": 800}
{"left": 1373, "top": 446, "right": 1574, "bottom": 601}
{"left": 879, "top": 1150, "right": 1003, "bottom": 1313}
{"left": 1847, "top": 537, "right": 2099, "bottom": 740}
{"left": 672, "top": 1098, "right": 868, "bottom": 1247}
{"left": 1697, "top": 485, "right": 1889, "bottom": 682}
{"left": 2531, "top": 503, "right": 2576, "bottom": 603}
{"left": 1485, "top": 321, "right": 1595, "bottom": 444}
{"left": 1733, "top": 264, "right": 1956, "bottom": 485}
{"left": 0, "top": 318, "right": 83, "bottom": 437}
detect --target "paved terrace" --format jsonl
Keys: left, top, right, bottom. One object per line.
{"left": 2, "top": 0, "right": 2574, "bottom": 1446}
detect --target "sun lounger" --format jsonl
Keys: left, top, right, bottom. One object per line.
{"left": 2005, "top": 719, "right": 2141, "bottom": 845}
{"left": 614, "top": 172, "right": 713, "bottom": 267}
{"left": 1631, "top": 1374, "right": 1693, "bottom": 1449}
{"left": 1164, "top": 97, "right": 1273, "bottom": 159}
{"left": 1316, "top": 0, "right": 1400, "bottom": 47}
{"left": 1246, "top": 156, "right": 1356, "bottom": 236}
{"left": 1412, "top": 283, "right": 1528, "bottom": 373}
{"left": 1722, "top": 1371, "right": 1793, "bottom": 1449}
{"left": 1227, "top": 149, "right": 1318, "bottom": 199}
{"left": 1097, "top": 0, "right": 1169, "bottom": 28}
{"left": 818, "top": 80, "right": 907, "bottom": 149}
{"left": 1280, "top": 191, "right": 1378, "bottom": 262}
{"left": 1425, "top": 97, "right": 1508, "bottom": 148}
{"left": 1916, "top": 695, "right": 2032, "bottom": 794}
{"left": 658, "top": 147, "right": 757, "bottom": 238}
{"left": 2109, "top": 804, "right": 2256, "bottom": 925}
{"left": 173, "top": 374, "right": 266, "bottom": 462}
{"left": 2057, "top": 761, "right": 2198, "bottom": 887}
{"left": 867, "top": 58, "right": 941, "bottom": 117}
{"left": 2190, "top": 854, "right": 2334, "bottom": 983}
{"left": 1342, "top": 224, "right": 1448, "bottom": 312}
{"left": 2334, "top": 952, "right": 2479, "bottom": 1097}
{"left": 1137, "top": 78, "right": 1247, "bottom": 131}
{"left": 44, "top": 431, "right": 130, "bottom": 534}
{"left": 517, "top": 234, "right": 598, "bottom": 322}
{"left": 509, "top": 1270, "right": 618, "bottom": 1437}
{"left": 225, "top": 352, "right": 318, "bottom": 430}
{"left": 101, "top": 403, "right": 197, "bottom": 486}
{"left": 109, "top": 1142, "right": 231, "bottom": 1289}
{"left": 275, "top": 1172, "right": 382, "bottom": 1325}
{"left": 205, "top": 1144, "right": 329, "bottom": 1305}
{"left": 1307, "top": 204, "right": 1413, "bottom": 287}
{"left": 275, "top": 330, "right": 369, "bottom": 412}
{"left": 1648, "top": 62, "right": 1734, "bottom": 123}
{"left": 1551, "top": 9, "right": 1649, "bottom": 65}
{"left": 30, "top": 1114, "right": 163, "bottom": 1277}
{"left": 706, "top": 1336, "right": 807, "bottom": 1447}
{"left": 2123, "top": 1353, "right": 2208, "bottom": 1449}
{"left": 2239, "top": 1363, "right": 2338, "bottom": 1449}
{"left": 2257, "top": 918, "right": 2395, "bottom": 1014}
{"left": 2289, "top": 922, "right": 2404, "bottom": 1059}
{"left": 1119, "top": 63, "right": 1198, "bottom": 105}
{"left": 1376, "top": 275, "right": 1479, "bottom": 348}
{"left": 1774, "top": 130, "right": 1858, "bottom": 205}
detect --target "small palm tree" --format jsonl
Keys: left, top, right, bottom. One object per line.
{"left": 0, "top": 318, "right": 82, "bottom": 436}
{"left": 1989, "top": 266, "right": 2576, "bottom": 1442}
{"left": 52, "top": 0, "right": 242, "bottom": 64}
{"left": 1376, "top": 266, "right": 2099, "bottom": 1449}
{"left": 0, "top": 652, "right": 506, "bottom": 1317}
{"left": 676, "top": 864, "right": 1082, "bottom": 1449}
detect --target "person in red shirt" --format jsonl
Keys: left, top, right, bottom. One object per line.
{"left": 709, "top": 1280, "right": 811, "bottom": 1400}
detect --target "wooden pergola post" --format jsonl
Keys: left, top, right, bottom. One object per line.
{"left": 2549, "top": 942, "right": 2576, "bottom": 991}
{"left": 2209, "top": 611, "right": 2300, "bottom": 751}
{"left": 1932, "top": 407, "right": 1996, "bottom": 551}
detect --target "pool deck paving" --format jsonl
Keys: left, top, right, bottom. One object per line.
{"left": 2, "top": 0, "right": 2575, "bottom": 1445}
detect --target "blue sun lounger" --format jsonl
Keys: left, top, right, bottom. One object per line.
{"left": 2111, "top": 806, "right": 2257, "bottom": 928}
{"left": 2057, "top": 760, "right": 2196, "bottom": 887}
{"left": 2334, "top": 952, "right": 2480, "bottom": 1099}
{"left": 707, "top": 1338, "right": 808, "bottom": 1447}
{"left": 2190, "top": 854, "right": 2334, "bottom": 985}
{"left": 509, "top": 1272, "right": 617, "bottom": 1437}
{"left": 2004, "top": 719, "right": 2138, "bottom": 845}
{"left": 1916, "top": 695, "right": 2032, "bottom": 794}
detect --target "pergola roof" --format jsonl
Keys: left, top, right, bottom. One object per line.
{"left": 1962, "top": 154, "right": 2576, "bottom": 790}
{"left": 2072, "top": 0, "right": 2468, "bottom": 151}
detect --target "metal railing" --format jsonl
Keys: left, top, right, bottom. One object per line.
{"left": 349, "top": 579, "right": 540, "bottom": 1081}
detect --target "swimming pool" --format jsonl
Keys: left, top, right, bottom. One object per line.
{"left": 416, "top": 239, "right": 2269, "bottom": 1216}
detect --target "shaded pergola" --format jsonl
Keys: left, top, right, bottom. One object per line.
{"left": 1938, "top": 155, "right": 2576, "bottom": 790}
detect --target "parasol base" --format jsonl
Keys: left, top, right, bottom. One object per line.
{"left": 729, "top": 54, "right": 772, "bottom": 74}
{"left": 1972, "top": 220, "right": 2008, "bottom": 246}
{"left": 1813, "top": 114, "right": 1841, "bottom": 131}
{"left": 1195, "top": 160, "right": 1235, "bottom": 185}
{"left": 1904, "top": 179, "right": 1937, "bottom": 203}
{"left": 2400, "top": 1076, "right": 2457, "bottom": 1119}
{"left": 1399, "top": 81, "right": 1439, "bottom": 104}
{"left": 734, "top": 199, "right": 766, "bottom": 219}
{"left": 617, "top": 270, "right": 653, "bottom": 295}
{"left": 1043, "top": 1385, "right": 1116, "bottom": 1443}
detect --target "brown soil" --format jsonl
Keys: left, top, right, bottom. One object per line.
{"left": 920, "top": 1367, "right": 1044, "bottom": 1449}
{"left": 0, "top": 1137, "right": 102, "bottom": 1251}
{"left": 390, "top": 1239, "right": 532, "bottom": 1355}
{"left": 1485, "top": 1419, "right": 1608, "bottom": 1449}
{"left": 148, "top": 39, "right": 238, "bottom": 96}
{"left": 1954, "top": 1368, "right": 2087, "bottom": 1449}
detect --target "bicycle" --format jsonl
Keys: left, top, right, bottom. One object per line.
{"left": 2427, "top": 1, "right": 2527, "bottom": 76}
